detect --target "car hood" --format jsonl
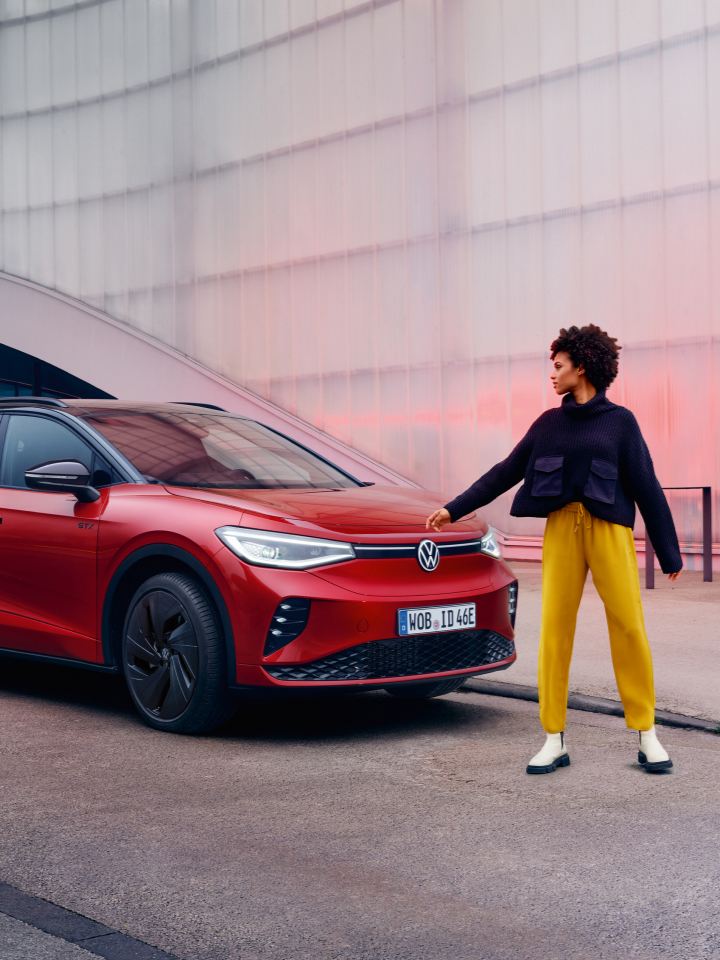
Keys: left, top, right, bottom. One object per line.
{"left": 164, "top": 484, "right": 483, "bottom": 536}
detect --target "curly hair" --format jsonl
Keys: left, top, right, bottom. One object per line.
{"left": 550, "top": 324, "right": 621, "bottom": 393}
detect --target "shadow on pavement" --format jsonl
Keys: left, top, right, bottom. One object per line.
{"left": 0, "top": 659, "right": 134, "bottom": 714}
{"left": 0, "top": 659, "right": 496, "bottom": 743}
{"left": 223, "top": 687, "right": 491, "bottom": 744}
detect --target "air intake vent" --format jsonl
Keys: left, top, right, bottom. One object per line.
{"left": 265, "top": 629, "right": 515, "bottom": 681}
{"left": 264, "top": 598, "right": 311, "bottom": 655}
{"left": 508, "top": 580, "right": 518, "bottom": 628}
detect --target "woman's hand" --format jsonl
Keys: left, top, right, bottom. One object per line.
{"left": 426, "top": 508, "right": 451, "bottom": 532}
{"left": 667, "top": 571, "right": 682, "bottom": 582}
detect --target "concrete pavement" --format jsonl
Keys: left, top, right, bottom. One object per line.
{"left": 483, "top": 561, "right": 719, "bottom": 725}
{"left": 0, "top": 914, "right": 95, "bottom": 960}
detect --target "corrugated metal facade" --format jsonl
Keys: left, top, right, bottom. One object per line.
{"left": 0, "top": 0, "right": 718, "bottom": 561}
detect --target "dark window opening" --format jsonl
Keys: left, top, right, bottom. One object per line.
{"left": 0, "top": 344, "right": 114, "bottom": 400}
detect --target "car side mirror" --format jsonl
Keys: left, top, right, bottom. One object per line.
{"left": 25, "top": 460, "right": 101, "bottom": 503}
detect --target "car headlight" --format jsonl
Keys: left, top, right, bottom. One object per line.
{"left": 215, "top": 527, "right": 356, "bottom": 569}
{"left": 479, "top": 528, "right": 501, "bottom": 559}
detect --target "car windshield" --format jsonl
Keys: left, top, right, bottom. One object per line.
{"left": 79, "top": 410, "right": 359, "bottom": 490}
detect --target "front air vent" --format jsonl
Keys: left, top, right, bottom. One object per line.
{"left": 264, "top": 598, "right": 311, "bottom": 655}
{"left": 264, "top": 629, "right": 515, "bottom": 682}
{"left": 508, "top": 580, "right": 518, "bottom": 628}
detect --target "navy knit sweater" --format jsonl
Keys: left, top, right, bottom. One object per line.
{"left": 444, "top": 391, "right": 682, "bottom": 574}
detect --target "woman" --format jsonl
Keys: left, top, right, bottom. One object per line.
{"left": 426, "top": 324, "right": 682, "bottom": 775}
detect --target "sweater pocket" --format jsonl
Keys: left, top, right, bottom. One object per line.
{"left": 531, "top": 455, "right": 564, "bottom": 497}
{"left": 583, "top": 458, "right": 618, "bottom": 504}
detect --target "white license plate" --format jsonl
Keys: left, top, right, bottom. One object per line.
{"left": 397, "top": 603, "right": 476, "bottom": 636}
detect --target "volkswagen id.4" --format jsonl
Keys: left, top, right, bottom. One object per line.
{"left": 0, "top": 398, "right": 518, "bottom": 733}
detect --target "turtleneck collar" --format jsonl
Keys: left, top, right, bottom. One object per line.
{"left": 561, "top": 390, "right": 613, "bottom": 418}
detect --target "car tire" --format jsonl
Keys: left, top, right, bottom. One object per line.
{"left": 383, "top": 677, "right": 468, "bottom": 699}
{"left": 121, "top": 571, "right": 236, "bottom": 734}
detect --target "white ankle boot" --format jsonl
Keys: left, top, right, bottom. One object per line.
{"left": 638, "top": 726, "right": 673, "bottom": 773}
{"left": 526, "top": 731, "right": 570, "bottom": 774}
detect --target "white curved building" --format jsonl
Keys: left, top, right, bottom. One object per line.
{"left": 0, "top": 0, "right": 718, "bottom": 566}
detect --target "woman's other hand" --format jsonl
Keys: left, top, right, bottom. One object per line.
{"left": 426, "top": 508, "right": 451, "bottom": 532}
{"left": 668, "top": 571, "right": 682, "bottom": 582}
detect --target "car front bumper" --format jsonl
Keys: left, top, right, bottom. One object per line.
{"left": 216, "top": 547, "right": 518, "bottom": 688}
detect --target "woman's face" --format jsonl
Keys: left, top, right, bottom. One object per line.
{"left": 550, "top": 351, "right": 584, "bottom": 394}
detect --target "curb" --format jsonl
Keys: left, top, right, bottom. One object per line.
{"left": 0, "top": 882, "right": 180, "bottom": 960}
{"left": 463, "top": 679, "right": 720, "bottom": 734}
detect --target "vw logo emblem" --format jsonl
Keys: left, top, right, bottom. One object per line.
{"left": 418, "top": 539, "right": 440, "bottom": 572}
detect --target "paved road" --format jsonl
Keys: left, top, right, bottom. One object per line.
{"left": 1, "top": 662, "right": 718, "bottom": 960}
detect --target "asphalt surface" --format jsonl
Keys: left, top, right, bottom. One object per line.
{"left": 1, "top": 662, "right": 718, "bottom": 960}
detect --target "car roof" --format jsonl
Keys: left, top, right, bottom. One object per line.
{"left": 0, "top": 398, "right": 237, "bottom": 417}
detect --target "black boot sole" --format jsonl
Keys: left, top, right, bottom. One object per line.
{"left": 526, "top": 753, "right": 570, "bottom": 775}
{"left": 638, "top": 750, "right": 673, "bottom": 773}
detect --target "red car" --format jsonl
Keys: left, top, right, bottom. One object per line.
{"left": 0, "top": 398, "right": 518, "bottom": 733}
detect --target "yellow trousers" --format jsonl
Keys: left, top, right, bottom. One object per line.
{"left": 539, "top": 502, "right": 655, "bottom": 733}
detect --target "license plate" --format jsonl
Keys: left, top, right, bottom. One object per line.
{"left": 397, "top": 603, "right": 476, "bottom": 636}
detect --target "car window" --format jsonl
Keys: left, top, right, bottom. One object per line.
{"left": 80, "top": 411, "right": 359, "bottom": 489}
{"left": 0, "top": 414, "right": 93, "bottom": 489}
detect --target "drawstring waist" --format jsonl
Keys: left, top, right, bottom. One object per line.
{"left": 558, "top": 501, "right": 593, "bottom": 533}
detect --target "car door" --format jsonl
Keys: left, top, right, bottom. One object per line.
{"left": 0, "top": 411, "right": 107, "bottom": 663}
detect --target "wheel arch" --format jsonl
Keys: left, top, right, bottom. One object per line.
{"left": 102, "top": 545, "right": 237, "bottom": 684}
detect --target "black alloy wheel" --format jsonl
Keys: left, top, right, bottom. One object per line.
{"left": 121, "top": 571, "right": 235, "bottom": 734}
{"left": 384, "top": 676, "right": 468, "bottom": 699}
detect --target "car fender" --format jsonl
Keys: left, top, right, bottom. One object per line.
{"left": 101, "top": 542, "right": 237, "bottom": 685}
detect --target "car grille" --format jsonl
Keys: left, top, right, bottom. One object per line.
{"left": 264, "top": 629, "right": 514, "bottom": 682}
{"left": 350, "top": 538, "right": 487, "bottom": 560}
